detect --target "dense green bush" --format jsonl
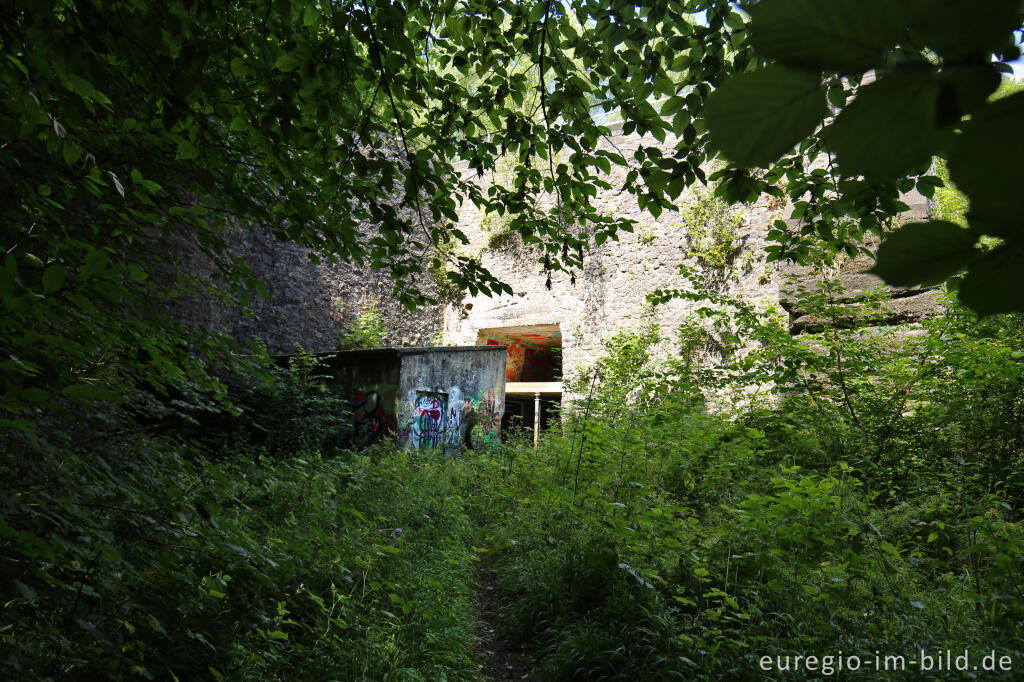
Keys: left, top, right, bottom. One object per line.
{"left": 460, "top": 279, "right": 1024, "bottom": 680}
{"left": 207, "top": 349, "right": 352, "bottom": 458}
{"left": 337, "top": 306, "right": 388, "bottom": 351}
{"left": 6, "top": 270, "right": 1023, "bottom": 680}
{"left": 1, "top": 440, "right": 479, "bottom": 680}
{"left": 1, "top": 349, "right": 481, "bottom": 680}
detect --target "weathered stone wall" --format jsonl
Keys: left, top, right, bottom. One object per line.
{"left": 777, "top": 193, "right": 942, "bottom": 333}
{"left": 167, "top": 124, "right": 941, "bottom": 369}
{"left": 444, "top": 122, "right": 943, "bottom": 385}
{"left": 445, "top": 124, "right": 784, "bottom": 382}
{"left": 169, "top": 224, "right": 445, "bottom": 354}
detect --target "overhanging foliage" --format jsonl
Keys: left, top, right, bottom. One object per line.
{"left": 706, "top": 0, "right": 1024, "bottom": 316}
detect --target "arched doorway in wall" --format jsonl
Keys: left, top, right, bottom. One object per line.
{"left": 476, "top": 324, "right": 562, "bottom": 445}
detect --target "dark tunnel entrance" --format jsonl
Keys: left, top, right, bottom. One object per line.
{"left": 477, "top": 324, "right": 562, "bottom": 445}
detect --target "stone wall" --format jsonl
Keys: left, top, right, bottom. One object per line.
{"left": 444, "top": 122, "right": 943, "bottom": 385}
{"left": 167, "top": 123, "right": 942, "bottom": 370}
{"left": 168, "top": 224, "right": 445, "bottom": 354}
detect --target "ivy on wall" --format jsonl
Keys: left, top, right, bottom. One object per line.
{"left": 480, "top": 212, "right": 521, "bottom": 252}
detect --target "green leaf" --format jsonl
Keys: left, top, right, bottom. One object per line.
{"left": 909, "top": 0, "right": 1019, "bottom": 62}
{"left": 129, "top": 263, "right": 148, "bottom": 282}
{"left": 661, "top": 96, "right": 685, "bottom": 116}
{"left": 43, "top": 264, "right": 65, "bottom": 293}
{"left": 948, "top": 92, "right": 1024, "bottom": 238}
{"left": 869, "top": 221, "right": 978, "bottom": 287}
{"left": 958, "top": 243, "right": 1024, "bottom": 316}
{"left": 22, "top": 388, "right": 50, "bottom": 403}
{"left": 654, "top": 74, "right": 675, "bottom": 97}
{"left": 935, "top": 65, "right": 1001, "bottom": 126}
{"left": 177, "top": 139, "right": 200, "bottom": 160}
{"left": 705, "top": 65, "right": 827, "bottom": 168}
{"left": 826, "top": 68, "right": 940, "bottom": 180}
{"left": 61, "top": 384, "right": 120, "bottom": 403}
{"left": 13, "top": 580, "right": 37, "bottom": 602}
{"left": 274, "top": 53, "right": 304, "bottom": 72}
{"left": 748, "top": 0, "right": 908, "bottom": 73}
{"left": 108, "top": 171, "right": 125, "bottom": 197}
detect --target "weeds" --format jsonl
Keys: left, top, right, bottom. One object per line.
{"left": 5, "top": 280, "right": 1024, "bottom": 680}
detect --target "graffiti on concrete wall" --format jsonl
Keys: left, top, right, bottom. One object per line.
{"left": 506, "top": 341, "right": 526, "bottom": 381}
{"left": 472, "top": 389, "right": 504, "bottom": 442}
{"left": 521, "top": 346, "right": 553, "bottom": 381}
{"left": 402, "top": 386, "right": 504, "bottom": 449}
{"left": 485, "top": 337, "right": 551, "bottom": 384}
{"left": 349, "top": 389, "right": 385, "bottom": 445}
{"left": 411, "top": 392, "right": 447, "bottom": 449}
{"left": 443, "top": 388, "right": 478, "bottom": 449}
{"left": 347, "top": 384, "right": 398, "bottom": 446}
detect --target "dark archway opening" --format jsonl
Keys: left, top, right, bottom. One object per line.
{"left": 476, "top": 324, "right": 562, "bottom": 441}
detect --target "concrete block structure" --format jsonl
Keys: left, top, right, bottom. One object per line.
{"left": 311, "top": 346, "right": 507, "bottom": 451}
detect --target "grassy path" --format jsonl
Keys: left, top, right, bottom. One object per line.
{"left": 472, "top": 551, "right": 530, "bottom": 681}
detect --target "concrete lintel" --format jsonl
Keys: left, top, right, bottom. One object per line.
{"left": 506, "top": 381, "right": 563, "bottom": 395}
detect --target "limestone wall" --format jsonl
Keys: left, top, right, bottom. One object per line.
{"left": 168, "top": 224, "right": 445, "bottom": 354}
{"left": 445, "top": 125, "right": 782, "bottom": 381}
{"left": 444, "top": 123, "right": 942, "bottom": 384}
{"left": 167, "top": 124, "right": 941, "bottom": 367}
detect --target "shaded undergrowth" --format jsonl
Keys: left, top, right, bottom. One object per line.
{"left": 5, "top": 286, "right": 1024, "bottom": 680}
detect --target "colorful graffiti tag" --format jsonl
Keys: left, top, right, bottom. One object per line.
{"left": 349, "top": 389, "right": 385, "bottom": 445}
{"left": 505, "top": 341, "right": 526, "bottom": 381}
{"left": 347, "top": 384, "right": 398, "bottom": 446}
{"left": 472, "top": 390, "right": 504, "bottom": 442}
{"left": 411, "top": 393, "right": 446, "bottom": 449}
{"left": 402, "top": 386, "right": 504, "bottom": 450}
{"left": 442, "top": 395, "right": 476, "bottom": 449}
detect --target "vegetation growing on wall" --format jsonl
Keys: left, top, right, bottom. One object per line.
{"left": 637, "top": 226, "right": 658, "bottom": 246}
{"left": 480, "top": 212, "right": 522, "bottom": 252}
{"left": 931, "top": 158, "right": 968, "bottom": 227}
{"left": 428, "top": 233, "right": 485, "bottom": 307}
{"left": 336, "top": 304, "right": 388, "bottom": 350}
{"left": 680, "top": 188, "right": 744, "bottom": 269}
